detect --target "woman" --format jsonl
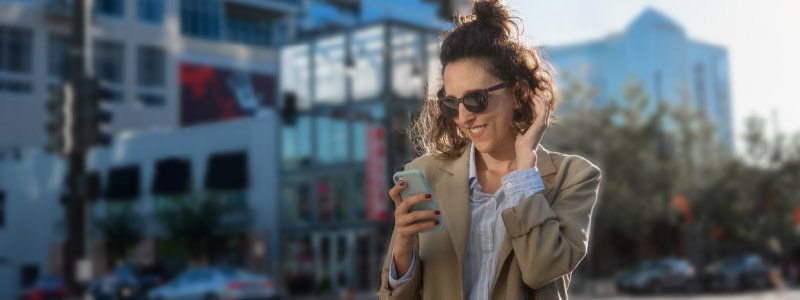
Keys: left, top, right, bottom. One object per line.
{"left": 378, "top": 1, "right": 601, "bottom": 299}
{"left": 766, "top": 237, "right": 786, "bottom": 295}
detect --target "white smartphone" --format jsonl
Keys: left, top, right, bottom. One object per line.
{"left": 392, "top": 169, "right": 444, "bottom": 232}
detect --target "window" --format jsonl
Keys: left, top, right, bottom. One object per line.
{"left": 137, "top": 46, "right": 165, "bottom": 106}
{"left": 0, "top": 26, "right": 33, "bottom": 94}
{"left": 0, "top": 190, "right": 5, "bottom": 228}
{"left": 93, "top": 40, "right": 124, "bottom": 101}
{"left": 318, "top": 175, "right": 348, "bottom": 222}
{"left": 694, "top": 63, "right": 707, "bottom": 112}
{"left": 151, "top": 158, "right": 191, "bottom": 196}
{"left": 47, "top": 34, "right": 70, "bottom": 81}
{"left": 281, "top": 180, "right": 312, "bottom": 224}
{"left": 315, "top": 117, "right": 349, "bottom": 164}
{"left": 19, "top": 264, "right": 39, "bottom": 288}
{"left": 204, "top": 152, "right": 249, "bottom": 190}
{"left": 138, "top": 0, "right": 164, "bottom": 24}
{"left": 180, "top": 0, "right": 222, "bottom": 39}
{"left": 282, "top": 116, "right": 312, "bottom": 169}
{"left": 95, "top": 0, "right": 124, "bottom": 18}
{"left": 224, "top": 3, "right": 276, "bottom": 46}
{"left": 104, "top": 165, "right": 141, "bottom": 200}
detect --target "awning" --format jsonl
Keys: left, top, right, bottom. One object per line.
{"left": 151, "top": 158, "right": 192, "bottom": 196}
{"left": 204, "top": 151, "right": 249, "bottom": 190}
{"left": 104, "top": 165, "right": 140, "bottom": 200}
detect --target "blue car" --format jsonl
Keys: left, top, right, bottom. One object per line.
{"left": 147, "top": 267, "right": 279, "bottom": 300}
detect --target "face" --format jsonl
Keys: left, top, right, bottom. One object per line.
{"left": 442, "top": 58, "right": 518, "bottom": 155}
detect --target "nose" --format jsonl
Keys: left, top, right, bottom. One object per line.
{"left": 454, "top": 103, "right": 475, "bottom": 124}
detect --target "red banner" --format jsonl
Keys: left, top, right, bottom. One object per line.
{"left": 180, "top": 62, "right": 276, "bottom": 126}
{"left": 366, "top": 125, "right": 388, "bottom": 221}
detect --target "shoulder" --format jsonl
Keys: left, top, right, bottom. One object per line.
{"left": 404, "top": 153, "right": 448, "bottom": 175}
{"left": 546, "top": 149, "right": 602, "bottom": 188}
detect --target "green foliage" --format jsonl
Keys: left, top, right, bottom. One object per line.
{"left": 545, "top": 73, "right": 800, "bottom": 275}
{"left": 155, "top": 191, "right": 252, "bottom": 262}
{"left": 95, "top": 203, "right": 142, "bottom": 265}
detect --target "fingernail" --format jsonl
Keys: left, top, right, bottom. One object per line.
{"left": 434, "top": 210, "right": 440, "bottom": 215}
{"left": 434, "top": 220, "right": 440, "bottom": 225}
{"left": 399, "top": 182, "right": 406, "bottom": 186}
{"left": 425, "top": 194, "right": 431, "bottom": 199}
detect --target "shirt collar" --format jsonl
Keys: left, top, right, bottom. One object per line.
{"left": 468, "top": 142, "right": 477, "bottom": 182}
{"left": 468, "top": 142, "right": 484, "bottom": 193}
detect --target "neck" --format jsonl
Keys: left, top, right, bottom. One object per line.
{"left": 475, "top": 133, "right": 517, "bottom": 174}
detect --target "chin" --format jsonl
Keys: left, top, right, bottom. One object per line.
{"left": 472, "top": 138, "right": 495, "bottom": 154}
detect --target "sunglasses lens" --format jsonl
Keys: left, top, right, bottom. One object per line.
{"left": 439, "top": 98, "right": 459, "bottom": 118}
{"left": 463, "top": 92, "right": 487, "bottom": 113}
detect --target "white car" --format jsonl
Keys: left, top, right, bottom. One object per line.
{"left": 147, "top": 267, "right": 279, "bottom": 300}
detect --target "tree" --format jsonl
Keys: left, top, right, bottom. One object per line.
{"left": 156, "top": 192, "right": 252, "bottom": 264}
{"left": 95, "top": 205, "right": 142, "bottom": 267}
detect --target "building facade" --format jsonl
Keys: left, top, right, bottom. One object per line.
{"left": 0, "top": 0, "right": 470, "bottom": 296}
{"left": 545, "top": 8, "right": 734, "bottom": 152}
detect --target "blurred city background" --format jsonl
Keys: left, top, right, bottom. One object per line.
{"left": 0, "top": 0, "right": 798, "bottom": 299}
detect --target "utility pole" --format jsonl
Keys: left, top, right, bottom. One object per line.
{"left": 64, "top": 0, "right": 86, "bottom": 297}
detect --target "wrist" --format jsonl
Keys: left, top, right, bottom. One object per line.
{"left": 393, "top": 246, "right": 412, "bottom": 260}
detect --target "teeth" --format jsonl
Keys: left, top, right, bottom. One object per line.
{"left": 470, "top": 126, "right": 485, "bottom": 134}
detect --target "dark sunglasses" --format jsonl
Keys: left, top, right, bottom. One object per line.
{"left": 438, "top": 82, "right": 510, "bottom": 118}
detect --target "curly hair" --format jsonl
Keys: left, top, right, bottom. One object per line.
{"left": 409, "top": 0, "right": 559, "bottom": 159}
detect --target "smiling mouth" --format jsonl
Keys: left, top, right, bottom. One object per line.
{"left": 469, "top": 125, "right": 486, "bottom": 134}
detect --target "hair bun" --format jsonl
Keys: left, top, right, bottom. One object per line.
{"left": 471, "top": 0, "right": 514, "bottom": 37}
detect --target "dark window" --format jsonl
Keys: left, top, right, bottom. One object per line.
{"left": 137, "top": 46, "right": 165, "bottom": 88}
{"left": 104, "top": 165, "right": 141, "bottom": 200}
{"left": 19, "top": 264, "right": 38, "bottom": 288}
{"left": 47, "top": 34, "right": 70, "bottom": 81}
{"left": 152, "top": 158, "right": 192, "bottom": 195}
{"left": 0, "top": 190, "right": 5, "bottom": 228}
{"left": 95, "top": 0, "right": 124, "bottom": 17}
{"left": 204, "top": 152, "right": 248, "bottom": 190}
{"left": 224, "top": 3, "right": 276, "bottom": 46}
{"left": 137, "top": 46, "right": 165, "bottom": 107}
{"left": 138, "top": 0, "right": 164, "bottom": 24}
{"left": 93, "top": 40, "right": 124, "bottom": 101}
{"left": 0, "top": 26, "right": 33, "bottom": 93}
{"left": 94, "top": 40, "right": 124, "bottom": 84}
{"left": 180, "top": 0, "right": 222, "bottom": 39}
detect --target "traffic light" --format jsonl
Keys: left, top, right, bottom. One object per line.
{"left": 44, "top": 83, "right": 73, "bottom": 156}
{"left": 80, "top": 76, "right": 114, "bottom": 147}
{"left": 281, "top": 92, "right": 298, "bottom": 125}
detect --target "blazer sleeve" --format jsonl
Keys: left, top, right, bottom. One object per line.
{"left": 378, "top": 163, "right": 422, "bottom": 300}
{"left": 500, "top": 156, "right": 601, "bottom": 289}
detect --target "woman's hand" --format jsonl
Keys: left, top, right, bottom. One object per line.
{"left": 389, "top": 182, "right": 441, "bottom": 276}
{"left": 515, "top": 88, "right": 551, "bottom": 171}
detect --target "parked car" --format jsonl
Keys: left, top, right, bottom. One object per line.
{"left": 16, "top": 275, "right": 65, "bottom": 300}
{"left": 147, "top": 267, "right": 279, "bottom": 300}
{"left": 702, "top": 254, "right": 769, "bottom": 292}
{"left": 88, "top": 266, "right": 142, "bottom": 300}
{"left": 616, "top": 257, "right": 699, "bottom": 294}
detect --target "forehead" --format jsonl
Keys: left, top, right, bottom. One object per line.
{"left": 442, "top": 58, "right": 499, "bottom": 97}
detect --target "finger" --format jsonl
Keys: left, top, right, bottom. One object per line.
{"left": 398, "top": 193, "right": 432, "bottom": 214}
{"left": 401, "top": 220, "right": 440, "bottom": 235}
{"left": 403, "top": 210, "right": 441, "bottom": 225}
{"left": 388, "top": 181, "right": 407, "bottom": 206}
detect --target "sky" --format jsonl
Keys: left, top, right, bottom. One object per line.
{"left": 506, "top": 0, "right": 800, "bottom": 155}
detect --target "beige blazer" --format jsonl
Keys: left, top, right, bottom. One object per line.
{"left": 379, "top": 145, "right": 601, "bottom": 300}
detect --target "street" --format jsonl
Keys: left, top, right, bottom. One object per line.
{"left": 573, "top": 290, "right": 800, "bottom": 300}
{"left": 288, "top": 289, "right": 800, "bottom": 300}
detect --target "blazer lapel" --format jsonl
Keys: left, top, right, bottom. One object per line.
{"left": 433, "top": 146, "right": 472, "bottom": 286}
{"left": 491, "top": 145, "right": 558, "bottom": 293}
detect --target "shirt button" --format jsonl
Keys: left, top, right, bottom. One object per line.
{"left": 506, "top": 183, "right": 513, "bottom": 187}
